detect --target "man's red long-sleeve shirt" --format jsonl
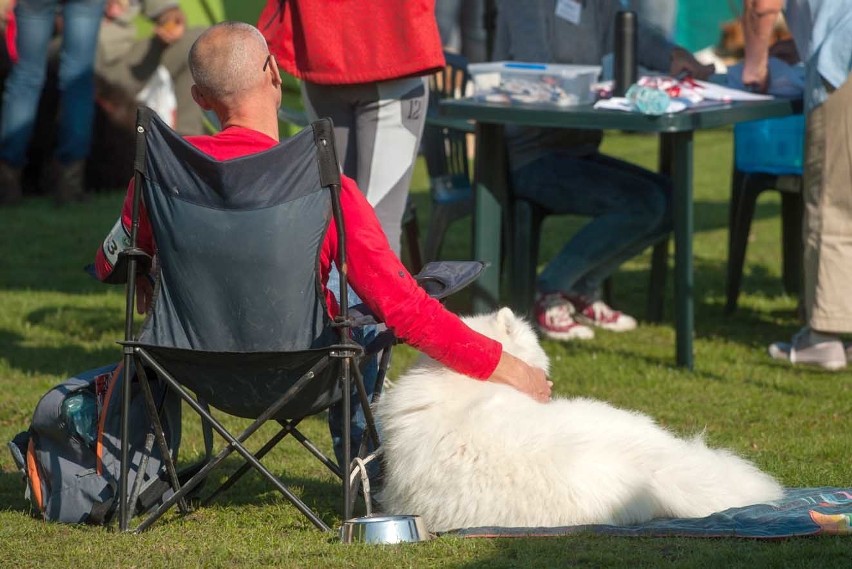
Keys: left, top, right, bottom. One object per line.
{"left": 95, "top": 126, "right": 501, "bottom": 379}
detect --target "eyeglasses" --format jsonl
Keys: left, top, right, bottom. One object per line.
{"left": 263, "top": 54, "right": 272, "bottom": 72}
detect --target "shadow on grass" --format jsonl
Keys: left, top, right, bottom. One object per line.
{"left": 26, "top": 305, "right": 125, "bottom": 342}
{"left": 0, "top": 452, "right": 346, "bottom": 527}
{"left": 0, "top": 468, "right": 31, "bottom": 517}
{"left": 0, "top": 329, "right": 122, "bottom": 377}
{"left": 160, "top": 456, "right": 347, "bottom": 529}
{"left": 453, "top": 533, "right": 851, "bottom": 569}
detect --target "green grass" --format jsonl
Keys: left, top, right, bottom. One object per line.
{"left": 1, "top": 128, "right": 851, "bottom": 568}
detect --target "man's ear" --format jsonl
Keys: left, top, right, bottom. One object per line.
{"left": 191, "top": 84, "right": 212, "bottom": 110}
{"left": 268, "top": 54, "right": 282, "bottom": 89}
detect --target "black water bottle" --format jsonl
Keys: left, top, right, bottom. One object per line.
{"left": 613, "top": 10, "right": 637, "bottom": 97}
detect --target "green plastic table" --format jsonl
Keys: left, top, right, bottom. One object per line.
{"left": 440, "top": 97, "right": 796, "bottom": 369}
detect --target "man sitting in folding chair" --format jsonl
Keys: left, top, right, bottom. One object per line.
{"left": 93, "top": 22, "right": 550, "bottom": 531}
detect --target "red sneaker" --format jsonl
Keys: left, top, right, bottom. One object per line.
{"left": 534, "top": 293, "right": 594, "bottom": 341}
{"left": 564, "top": 294, "right": 638, "bottom": 332}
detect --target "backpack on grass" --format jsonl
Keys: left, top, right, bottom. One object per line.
{"left": 7, "top": 362, "right": 181, "bottom": 525}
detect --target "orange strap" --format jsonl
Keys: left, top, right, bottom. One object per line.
{"left": 26, "top": 438, "right": 43, "bottom": 513}
{"left": 95, "top": 361, "right": 124, "bottom": 476}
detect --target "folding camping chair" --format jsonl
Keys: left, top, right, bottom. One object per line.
{"left": 112, "top": 108, "right": 484, "bottom": 533}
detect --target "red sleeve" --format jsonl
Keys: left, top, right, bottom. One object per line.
{"left": 321, "top": 177, "right": 502, "bottom": 379}
{"left": 94, "top": 179, "right": 154, "bottom": 281}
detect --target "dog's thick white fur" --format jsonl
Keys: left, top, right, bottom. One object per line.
{"left": 375, "top": 308, "right": 784, "bottom": 532}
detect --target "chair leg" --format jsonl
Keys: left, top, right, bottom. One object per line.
{"left": 602, "top": 277, "right": 614, "bottom": 306}
{"left": 510, "top": 199, "right": 543, "bottom": 317}
{"left": 203, "top": 417, "right": 341, "bottom": 507}
{"left": 423, "top": 203, "right": 455, "bottom": 262}
{"left": 725, "top": 172, "right": 763, "bottom": 313}
{"left": 780, "top": 189, "right": 803, "bottom": 295}
{"left": 135, "top": 363, "right": 189, "bottom": 515}
{"left": 402, "top": 201, "right": 423, "bottom": 274}
{"left": 423, "top": 200, "right": 474, "bottom": 263}
{"left": 645, "top": 237, "right": 669, "bottom": 322}
{"left": 132, "top": 349, "right": 334, "bottom": 532}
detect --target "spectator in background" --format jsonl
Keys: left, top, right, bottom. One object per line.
{"left": 0, "top": 0, "right": 105, "bottom": 206}
{"left": 494, "top": 0, "right": 713, "bottom": 341}
{"left": 743, "top": 0, "right": 852, "bottom": 370}
{"left": 435, "top": 0, "right": 488, "bottom": 63}
{"left": 258, "top": 0, "right": 443, "bottom": 258}
{"left": 96, "top": 0, "right": 205, "bottom": 136}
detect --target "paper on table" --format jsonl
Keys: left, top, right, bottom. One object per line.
{"left": 594, "top": 97, "right": 687, "bottom": 114}
{"left": 693, "top": 80, "right": 774, "bottom": 102}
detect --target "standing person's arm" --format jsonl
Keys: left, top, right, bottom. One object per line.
{"left": 742, "top": 0, "right": 785, "bottom": 91}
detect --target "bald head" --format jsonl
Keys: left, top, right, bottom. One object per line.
{"left": 189, "top": 22, "right": 271, "bottom": 103}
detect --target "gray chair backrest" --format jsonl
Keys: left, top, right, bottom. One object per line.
{"left": 136, "top": 111, "right": 337, "bottom": 353}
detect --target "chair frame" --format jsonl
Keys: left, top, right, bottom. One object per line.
{"left": 725, "top": 170, "right": 803, "bottom": 313}
{"left": 116, "top": 108, "right": 378, "bottom": 533}
{"left": 422, "top": 52, "right": 476, "bottom": 263}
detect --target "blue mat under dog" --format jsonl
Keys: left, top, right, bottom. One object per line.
{"left": 448, "top": 488, "right": 852, "bottom": 539}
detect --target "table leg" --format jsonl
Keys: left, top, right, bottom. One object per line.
{"left": 667, "top": 131, "right": 694, "bottom": 369}
{"left": 472, "top": 123, "right": 507, "bottom": 312}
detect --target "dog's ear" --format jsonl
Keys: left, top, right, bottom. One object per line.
{"left": 496, "top": 307, "right": 516, "bottom": 334}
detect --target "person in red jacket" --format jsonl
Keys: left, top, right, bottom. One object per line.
{"left": 96, "top": 23, "right": 550, "bottom": 405}
{"left": 258, "top": 0, "right": 444, "bottom": 258}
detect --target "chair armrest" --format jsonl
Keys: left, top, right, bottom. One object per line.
{"left": 349, "top": 260, "right": 487, "bottom": 329}
{"left": 414, "top": 260, "right": 487, "bottom": 300}
{"left": 86, "top": 248, "right": 153, "bottom": 285}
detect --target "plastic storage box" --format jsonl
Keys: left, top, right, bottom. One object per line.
{"left": 468, "top": 61, "right": 600, "bottom": 107}
{"left": 734, "top": 114, "right": 805, "bottom": 175}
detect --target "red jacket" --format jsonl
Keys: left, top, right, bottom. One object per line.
{"left": 258, "top": 0, "right": 445, "bottom": 85}
{"left": 95, "top": 126, "right": 501, "bottom": 380}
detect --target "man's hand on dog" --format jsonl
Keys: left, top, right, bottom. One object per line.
{"left": 489, "top": 352, "right": 552, "bottom": 403}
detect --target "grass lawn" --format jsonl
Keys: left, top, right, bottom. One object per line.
{"left": 1, "top": 127, "right": 850, "bottom": 568}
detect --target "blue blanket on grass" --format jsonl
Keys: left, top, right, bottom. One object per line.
{"left": 449, "top": 488, "right": 852, "bottom": 539}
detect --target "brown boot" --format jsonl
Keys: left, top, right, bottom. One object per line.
{"left": 0, "top": 161, "right": 23, "bottom": 206}
{"left": 52, "top": 160, "right": 89, "bottom": 205}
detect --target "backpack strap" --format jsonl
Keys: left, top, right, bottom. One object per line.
{"left": 87, "top": 498, "right": 115, "bottom": 526}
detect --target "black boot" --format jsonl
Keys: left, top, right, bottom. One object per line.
{"left": 0, "top": 161, "right": 23, "bottom": 206}
{"left": 52, "top": 159, "right": 89, "bottom": 205}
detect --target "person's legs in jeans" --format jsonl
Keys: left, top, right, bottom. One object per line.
{"left": 512, "top": 152, "right": 670, "bottom": 299}
{"left": 567, "top": 153, "right": 672, "bottom": 298}
{"left": 55, "top": 0, "right": 105, "bottom": 166}
{"left": 0, "top": 0, "right": 59, "bottom": 170}
{"left": 324, "top": 266, "right": 380, "bottom": 468}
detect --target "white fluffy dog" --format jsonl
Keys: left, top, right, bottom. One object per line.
{"left": 375, "top": 308, "right": 784, "bottom": 532}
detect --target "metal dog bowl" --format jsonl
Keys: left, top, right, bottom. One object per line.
{"left": 339, "top": 515, "right": 432, "bottom": 544}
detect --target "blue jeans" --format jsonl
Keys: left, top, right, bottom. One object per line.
{"left": 325, "top": 268, "right": 379, "bottom": 467}
{"left": 0, "top": 0, "right": 105, "bottom": 167}
{"left": 512, "top": 152, "right": 672, "bottom": 299}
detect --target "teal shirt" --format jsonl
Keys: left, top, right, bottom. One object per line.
{"left": 786, "top": 0, "right": 852, "bottom": 110}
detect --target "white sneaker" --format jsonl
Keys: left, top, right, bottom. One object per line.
{"left": 768, "top": 327, "right": 847, "bottom": 370}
